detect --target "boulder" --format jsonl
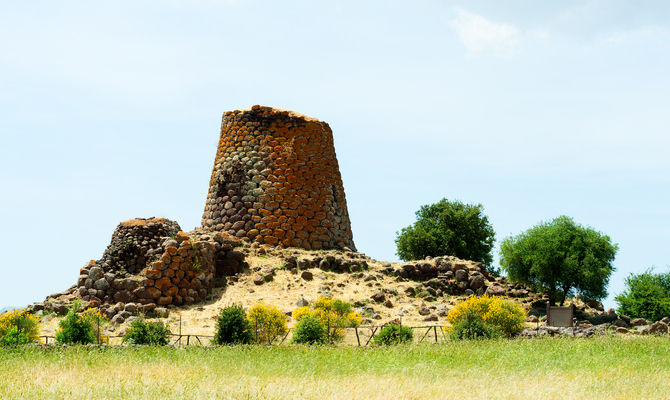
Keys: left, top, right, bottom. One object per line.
{"left": 469, "top": 276, "right": 485, "bottom": 290}
{"left": 94, "top": 278, "right": 110, "bottom": 291}
{"left": 423, "top": 314, "right": 438, "bottom": 322}
{"left": 631, "top": 318, "right": 649, "bottom": 327}
{"left": 371, "top": 292, "right": 386, "bottom": 303}
{"left": 647, "top": 321, "right": 669, "bottom": 335}
{"left": 486, "top": 285, "right": 506, "bottom": 296}
{"left": 296, "top": 297, "right": 308, "bottom": 307}
{"left": 89, "top": 266, "right": 103, "bottom": 282}
{"left": 455, "top": 269, "right": 468, "bottom": 282}
{"left": 300, "top": 271, "right": 313, "bottom": 281}
{"left": 154, "top": 307, "right": 170, "bottom": 318}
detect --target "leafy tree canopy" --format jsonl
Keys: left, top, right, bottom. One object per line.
{"left": 615, "top": 269, "right": 670, "bottom": 321}
{"left": 395, "top": 198, "right": 495, "bottom": 266}
{"left": 500, "top": 216, "right": 617, "bottom": 305}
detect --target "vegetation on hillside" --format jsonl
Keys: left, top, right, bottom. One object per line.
{"left": 447, "top": 295, "right": 526, "bottom": 337}
{"left": 500, "top": 216, "right": 617, "bottom": 305}
{"left": 395, "top": 198, "right": 496, "bottom": 267}
{"left": 616, "top": 269, "right": 670, "bottom": 321}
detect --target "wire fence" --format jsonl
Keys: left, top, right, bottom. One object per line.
{"left": 38, "top": 324, "right": 450, "bottom": 347}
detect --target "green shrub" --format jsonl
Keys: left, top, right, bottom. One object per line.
{"left": 213, "top": 304, "right": 252, "bottom": 345}
{"left": 450, "top": 310, "right": 502, "bottom": 340}
{"left": 292, "top": 315, "right": 327, "bottom": 345}
{"left": 395, "top": 198, "right": 496, "bottom": 266}
{"left": 56, "top": 311, "right": 95, "bottom": 345}
{"left": 292, "top": 296, "right": 362, "bottom": 343}
{"left": 372, "top": 324, "right": 414, "bottom": 345}
{"left": 0, "top": 327, "right": 31, "bottom": 346}
{"left": 123, "top": 319, "right": 171, "bottom": 345}
{"left": 615, "top": 269, "right": 670, "bottom": 322}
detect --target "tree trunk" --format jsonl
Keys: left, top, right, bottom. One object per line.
{"left": 559, "top": 286, "right": 570, "bottom": 306}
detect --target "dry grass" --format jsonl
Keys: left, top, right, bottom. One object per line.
{"left": 1, "top": 337, "right": 668, "bottom": 399}
{"left": 120, "top": 218, "right": 168, "bottom": 227}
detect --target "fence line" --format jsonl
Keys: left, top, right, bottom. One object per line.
{"left": 37, "top": 324, "right": 449, "bottom": 347}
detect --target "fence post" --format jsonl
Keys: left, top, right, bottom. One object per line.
{"left": 434, "top": 326, "right": 438, "bottom": 343}
{"left": 97, "top": 316, "right": 100, "bottom": 345}
{"left": 355, "top": 327, "right": 361, "bottom": 347}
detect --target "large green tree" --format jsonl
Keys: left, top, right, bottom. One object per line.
{"left": 500, "top": 216, "right": 618, "bottom": 305}
{"left": 395, "top": 198, "right": 495, "bottom": 265}
{"left": 615, "top": 269, "right": 670, "bottom": 321}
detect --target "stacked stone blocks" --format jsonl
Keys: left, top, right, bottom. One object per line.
{"left": 76, "top": 218, "right": 245, "bottom": 310}
{"left": 201, "top": 106, "right": 356, "bottom": 251}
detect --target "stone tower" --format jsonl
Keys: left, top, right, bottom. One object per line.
{"left": 202, "top": 106, "right": 356, "bottom": 251}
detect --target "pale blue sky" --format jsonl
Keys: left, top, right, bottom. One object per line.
{"left": 2, "top": 1, "right": 669, "bottom": 310}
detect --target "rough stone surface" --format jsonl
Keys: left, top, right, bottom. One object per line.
{"left": 201, "top": 106, "right": 356, "bottom": 251}
{"left": 300, "top": 270, "right": 313, "bottom": 281}
{"left": 70, "top": 218, "right": 246, "bottom": 309}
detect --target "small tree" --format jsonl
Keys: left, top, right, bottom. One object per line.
{"left": 615, "top": 269, "right": 670, "bottom": 322}
{"left": 500, "top": 216, "right": 617, "bottom": 305}
{"left": 247, "top": 303, "right": 287, "bottom": 344}
{"left": 213, "top": 304, "right": 253, "bottom": 345}
{"left": 395, "top": 198, "right": 495, "bottom": 266}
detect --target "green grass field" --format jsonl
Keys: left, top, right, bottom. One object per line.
{"left": 1, "top": 337, "right": 669, "bottom": 399}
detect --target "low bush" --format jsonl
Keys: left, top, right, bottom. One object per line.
{"left": 55, "top": 302, "right": 108, "bottom": 345}
{"left": 56, "top": 311, "right": 95, "bottom": 345}
{"left": 292, "top": 315, "right": 327, "bottom": 345}
{"left": 450, "top": 310, "right": 502, "bottom": 340}
{"left": 247, "top": 303, "right": 287, "bottom": 344}
{"left": 447, "top": 295, "right": 526, "bottom": 337}
{"left": 372, "top": 324, "right": 413, "bottom": 345}
{"left": 0, "top": 327, "right": 31, "bottom": 346}
{"left": 213, "top": 304, "right": 252, "bottom": 345}
{"left": 292, "top": 296, "right": 362, "bottom": 343}
{"left": 123, "top": 319, "right": 171, "bottom": 345}
{"left": 0, "top": 309, "right": 39, "bottom": 346}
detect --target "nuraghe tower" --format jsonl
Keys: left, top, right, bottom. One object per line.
{"left": 201, "top": 105, "right": 356, "bottom": 250}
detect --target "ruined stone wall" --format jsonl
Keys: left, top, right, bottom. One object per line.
{"left": 201, "top": 106, "right": 356, "bottom": 251}
{"left": 75, "top": 218, "right": 245, "bottom": 313}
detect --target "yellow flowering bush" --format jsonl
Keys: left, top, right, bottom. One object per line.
{"left": 0, "top": 309, "right": 40, "bottom": 345}
{"left": 247, "top": 302, "right": 287, "bottom": 344}
{"left": 293, "top": 296, "right": 362, "bottom": 342}
{"left": 447, "top": 295, "right": 527, "bottom": 337}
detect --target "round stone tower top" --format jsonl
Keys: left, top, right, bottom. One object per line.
{"left": 202, "top": 105, "right": 356, "bottom": 250}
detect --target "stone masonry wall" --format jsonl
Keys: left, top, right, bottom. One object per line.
{"left": 201, "top": 106, "right": 356, "bottom": 251}
{"left": 75, "top": 218, "right": 245, "bottom": 313}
